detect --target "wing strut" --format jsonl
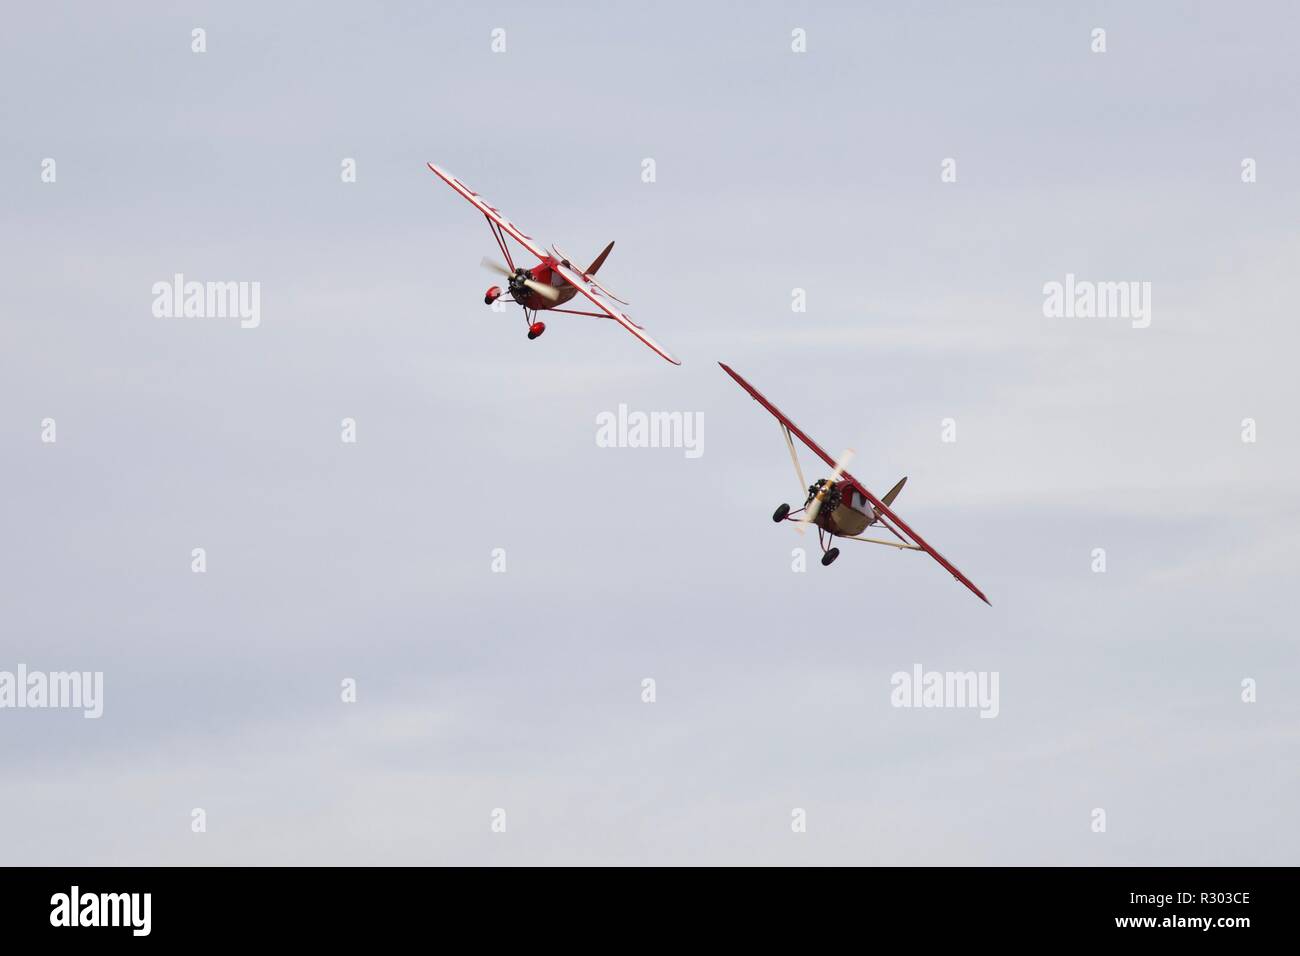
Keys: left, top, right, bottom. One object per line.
{"left": 844, "top": 536, "right": 924, "bottom": 551}
{"left": 487, "top": 216, "right": 514, "bottom": 270}
{"left": 781, "top": 424, "right": 807, "bottom": 499}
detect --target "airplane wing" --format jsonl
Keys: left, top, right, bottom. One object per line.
{"left": 548, "top": 258, "right": 680, "bottom": 365}
{"left": 718, "top": 362, "right": 990, "bottom": 605}
{"left": 426, "top": 162, "right": 550, "bottom": 263}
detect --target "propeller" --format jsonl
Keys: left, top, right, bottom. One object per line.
{"left": 480, "top": 257, "right": 560, "bottom": 303}
{"left": 795, "top": 448, "right": 855, "bottom": 535}
{"left": 480, "top": 256, "right": 512, "bottom": 278}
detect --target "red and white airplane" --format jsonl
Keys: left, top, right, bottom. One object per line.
{"left": 720, "top": 363, "right": 990, "bottom": 605}
{"left": 426, "top": 163, "right": 679, "bottom": 365}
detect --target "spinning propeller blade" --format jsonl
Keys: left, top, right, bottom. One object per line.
{"left": 525, "top": 278, "right": 560, "bottom": 302}
{"left": 479, "top": 258, "right": 560, "bottom": 302}
{"left": 795, "top": 448, "right": 854, "bottom": 536}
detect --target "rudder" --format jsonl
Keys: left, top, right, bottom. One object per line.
{"left": 587, "top": 241, "right": 614, "bottom": 275}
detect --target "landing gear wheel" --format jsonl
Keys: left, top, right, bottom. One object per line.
{"left": 772, "top": 503, "right": 790, "bottom": 522}
{"left": 527, "top": 321, "right": 546, "bottom": 340}
{"left": 820, "top": 547, "right": 840, "bottom": 567}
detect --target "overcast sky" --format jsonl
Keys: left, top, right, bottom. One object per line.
{"left": 2, "top": 0, "right": 1297, "bottom": 865}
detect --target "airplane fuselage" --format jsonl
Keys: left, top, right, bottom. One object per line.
{"left": 818, "top": 480, "right": 878, "bottom": 537}
{"left": 511, "top": 260, "right": 578, "bottom": 310}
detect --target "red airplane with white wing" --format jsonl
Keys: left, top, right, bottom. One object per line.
{"left": 720, "top": 363, "right": 990, "bottom": 605}
{"left": 427, "top": 163, "right": 679, "bottom": 365}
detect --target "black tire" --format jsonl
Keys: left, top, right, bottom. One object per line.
{"left": 820, "top": 547, "right": 840, "bottom": 567}
{"left": 772, "top": 503, "right": 790, "bottom": 523}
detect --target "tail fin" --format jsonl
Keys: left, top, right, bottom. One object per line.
{"left": 586, "top": 241, "right": 614, "bottom": 275}
{"left": 881, "top": 476, "right": 907, "bottom": 507}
